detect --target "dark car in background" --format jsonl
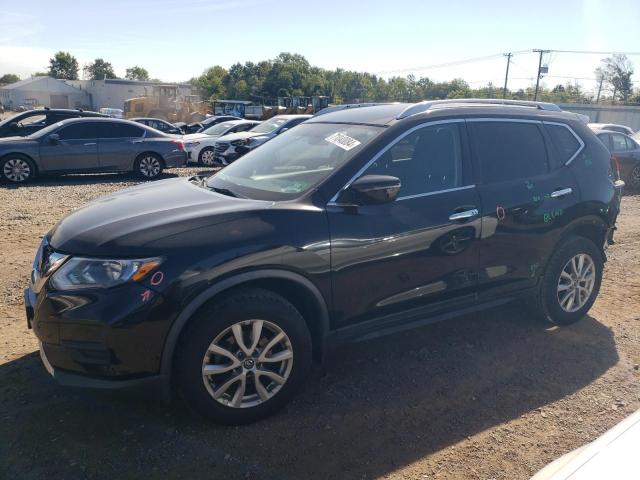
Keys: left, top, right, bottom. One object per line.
{"left": 1, "top": 117, "right": 186, "bottom": 183}
{"left": 593, "top": 129, "right": 640, "bottom": 189}
{"left": 25, "top": 99, "right": 621, "bottom": 424}
{"left": 131, "top": 117, "right": 184, "bottom": 135}
{"left": 183, "top": 115, "right": 242, "bottom": 134}
{"left": 213, "top": 114, "right": 311, "bottom": 165}
{"left": 0, "top": 108, "right": 107, "bottom": 138}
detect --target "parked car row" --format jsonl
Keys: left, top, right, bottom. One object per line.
{"left": 588, "top": 124, "right": 640, "bottom": 189}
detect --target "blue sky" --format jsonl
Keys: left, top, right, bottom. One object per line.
{"left": 1, "top": 0, "right": 639, "bottom": 94}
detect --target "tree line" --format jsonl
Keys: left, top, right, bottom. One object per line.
{"left": 2, "top": 51, "right": 638, "bottom": 105}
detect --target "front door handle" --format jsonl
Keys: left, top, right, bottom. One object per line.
{"left": 83, "top": 142, "right": 96, "bottom": 146}
{"left": 449, "top": 208, "right": 479, "bottom": 221}
{"left": 131, "top": 140, "right": 143, "bottom": 144}
{"left": 550, "top": 187, "right": 572, "bottom": 198}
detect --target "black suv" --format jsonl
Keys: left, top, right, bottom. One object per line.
{"left": 0, "top": 108, "right": 107, "bottom": 138}
{"left": 25, "top": 99, "right": 621, "bottom": 424}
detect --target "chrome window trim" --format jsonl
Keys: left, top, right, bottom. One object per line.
{"left": 396, "top": 184, "right": 476, "bottom": 201}
{"left": 465, "top": 117, "right": 543, "bottom": 124}
{"left": 542, "top": 121, "right": 585, "bottom": 165}
{"left": 328, "top": 118, "right": 466, "bottom": 204}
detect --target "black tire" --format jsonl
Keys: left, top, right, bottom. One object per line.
{"left": 529, "top": 236, "right": 603, "bottom": 325}
{"left": 175, "top": 288, "right": 312, "bottom": 424}
{"left": 134, "top": 153, "right": 163, "bottom": 179}
{"left": 1, "top": 154, "right": 36, "bottom": 183}
{"left": 198, "top": 147, "right": 216, "bottom": 166}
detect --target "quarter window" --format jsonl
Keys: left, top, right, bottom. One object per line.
{"left": 96, "top": 122, "right": 144, "bottom": 138}
{"left": 545, "top": 123, "right": 581, "bottom": 164}
{"left": 471, "top": 121, "right": 548, "bottom": 183}
{"left": 364, "top": 122, "right": 464, "bottom": 197}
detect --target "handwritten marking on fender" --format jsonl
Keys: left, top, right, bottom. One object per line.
{"left": 150, "top": 271, "right": 164, "bottom": 286}
{"left": 141, "top": 290, "right": 152, "bottom": 303}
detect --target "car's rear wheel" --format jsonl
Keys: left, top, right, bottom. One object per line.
{"left": 1, "top": 155, "right": 35, "bottom": 183}
{"left": 530, "top": 236, "right": 603, "bottom": 325}
{"left": 176, "top": 288, "right": 312, "bottom": 424}
{"left": 198, "top": 147, "right": 216, "bottom": 166}
{"left": 135, "top": 154, "right": 163, "bottom": 179}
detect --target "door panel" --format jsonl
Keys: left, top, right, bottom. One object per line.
{"left": 468, "top": 119, "right": 580, "bottom": 299}
{"left": 328, "top": 188, "right": 482, "bottom": 327}
{"left": 328, "top": 120, "right": 481, "bottom": 328}
{"left": 38, "top": 123, "right": 99, "bottom": 171}
{"left": 97, "top": 123, "right": 145, "bottom": 170}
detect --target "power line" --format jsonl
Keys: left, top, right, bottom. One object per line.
{"left": 547, "top": 49, "right": 640, "bottom": 56}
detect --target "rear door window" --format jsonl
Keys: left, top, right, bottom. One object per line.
{"left": 96, "top": 122, "right": 145, "bottom": 138}
{"left": 470, "top": 121, "right": 549, "bottom": 183}
{"left": 611, "top": 134, "right": 628, "bottom": 152}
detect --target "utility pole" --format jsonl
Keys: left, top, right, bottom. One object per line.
{"left": 595, "top": 76, "right": 604, "bottom": 103}
{"left": 502, "top": 53, "right": 512, "bottom": 99}
{"left": 533, "top": 49, "right": 549, "bottom": 101}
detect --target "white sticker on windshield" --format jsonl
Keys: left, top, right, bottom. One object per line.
{"left": 325, "top": 132, "right": 361, "bottom": 151}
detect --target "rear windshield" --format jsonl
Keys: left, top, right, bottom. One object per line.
{"left": 206, "top": 123, "right": 383, "bottom": 200}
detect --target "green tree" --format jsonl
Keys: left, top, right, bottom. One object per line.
{"left": 194, "top": 66, "right": 227, "bottom": 100}
{"left": 601, "top": 54, "right": 634, "bottom": 103}
{"left": 125, "top": 66, "right": 150, "bottom": 81}
{"left": 48, "top": 51, "right": 79, "bottom": 80}
{"left": 0, "top": 74, "right": 20, "bottom": 84}
{"left": 84, "top": 58, "right": 117, "bottom": 80}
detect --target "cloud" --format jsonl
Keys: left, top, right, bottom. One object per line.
{"left": 0, "top": 46, "right": 52, "bottom": 77}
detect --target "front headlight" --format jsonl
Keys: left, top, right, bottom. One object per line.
{"left": 50, "top": 257, "right": 162, "bottom": 290}
{"left": 186, "top": 142, "right": 200, "bottom": 148}
{"left": 248, "top": 136, "right": 268, "bottom": 145}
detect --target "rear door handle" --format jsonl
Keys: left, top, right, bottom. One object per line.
{"left": 550, "top": 188, "right": 572, "bottom": 198}
{"left": 83, "top": 142, "right": 96, "bottom": 146}
{"left": 449, "top": 208, "right": 479, "bottom": 221}
{"left": 131, "top": 140, "right": 143, "bottom": 144}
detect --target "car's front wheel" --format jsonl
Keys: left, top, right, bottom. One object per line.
{"left": 2, "top": 155, "right": 35, "bottom": 183}
{"left": 135, "top": 153, "right": 163, "bottom": 179}
{"left": 629, "top": 164, "right": 640, "bottom": 190}
{"left": 176, "top": 288, "right": 312, "bottom": 424}
{"left": 198, "top": 147, "right": 216, "bottom": 166}
{"left": 530, "top": 236, "right": 603, "bottom": 325}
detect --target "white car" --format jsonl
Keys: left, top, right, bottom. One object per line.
{"left": 183, "top": 119, "right": 260, "bottom": 166}
{"left": 531, "top": 409, "right": 640, "bottom": 479}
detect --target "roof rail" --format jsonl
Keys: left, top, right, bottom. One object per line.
{"left": 397, "top": 99, "right": 562, "bottom": 119}
{"left": 313, "top": 102, "right": 398, "bottom": 117}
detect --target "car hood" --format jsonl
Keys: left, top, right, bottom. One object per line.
{"left": 48, "top": 177, "right": 272, "bottom": 256}
{"left": 183, "top": 133, "right": 217, "bottom": 141}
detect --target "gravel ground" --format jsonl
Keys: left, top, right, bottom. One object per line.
{"left": 1, "top": 169, "right": 639, "bottom": 480}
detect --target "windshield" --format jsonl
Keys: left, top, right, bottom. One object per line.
{"left": 206, "top": 122, "right": 383, "bottom": 200}
{"left": 249, "top": 117, "right": 289, "bottom": 134}
{"left": 203, "top": 122, "right": 238, "bottom": 136}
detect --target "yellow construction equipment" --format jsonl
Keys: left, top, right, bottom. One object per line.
{"left": 124, "top": 86, "right": 208, "bottom": 123}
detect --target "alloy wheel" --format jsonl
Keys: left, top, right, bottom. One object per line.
{"left": 557, "top": 253, "right": 596, "bottom": 312}
{"left": 3, "top": 158, "right": 31, "bottom": 182}
{"left": 138, "top": 156, "right": 161, "bottom": 177}
{"left": 200, "top": 149, "right": 216, "bottom": 166}
{"left": 201, "top": 319, "right": 294, "bottom": 408}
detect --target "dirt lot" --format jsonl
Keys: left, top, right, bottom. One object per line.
{"left": 1, "top": 170, "right": 639, "bottom": 480}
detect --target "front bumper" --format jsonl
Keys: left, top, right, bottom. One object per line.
{"left": 25, "top": 275, "right": 173, "bottom": 384}
{"left": 38, "top": 340, "right": 167, "bottom": 391}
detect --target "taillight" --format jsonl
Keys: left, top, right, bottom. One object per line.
{"left": 171, "top": 140, "right": 185, "bottom": 150}
{"left": 611, "top": 155, "right": 621, "bottom": 180}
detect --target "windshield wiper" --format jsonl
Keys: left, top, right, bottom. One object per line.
{"left": 210, "top": 186, "right": 244, "bottom": 198}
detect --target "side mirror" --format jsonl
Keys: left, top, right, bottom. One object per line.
{"left": 48, "top": 134, "right": 60, "bottom": 144}
{"left": 279, "top": 127, "right": 289, "bottom": 134}
{"left": 338, "top": 175, "right": 401, "bottom": 205}
{"left": 9, "top": 121, "right": 19, "bottom": 130}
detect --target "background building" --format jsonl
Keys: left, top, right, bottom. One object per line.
{"left": 0, "top": 76, "right": 194, "bottom": 111}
